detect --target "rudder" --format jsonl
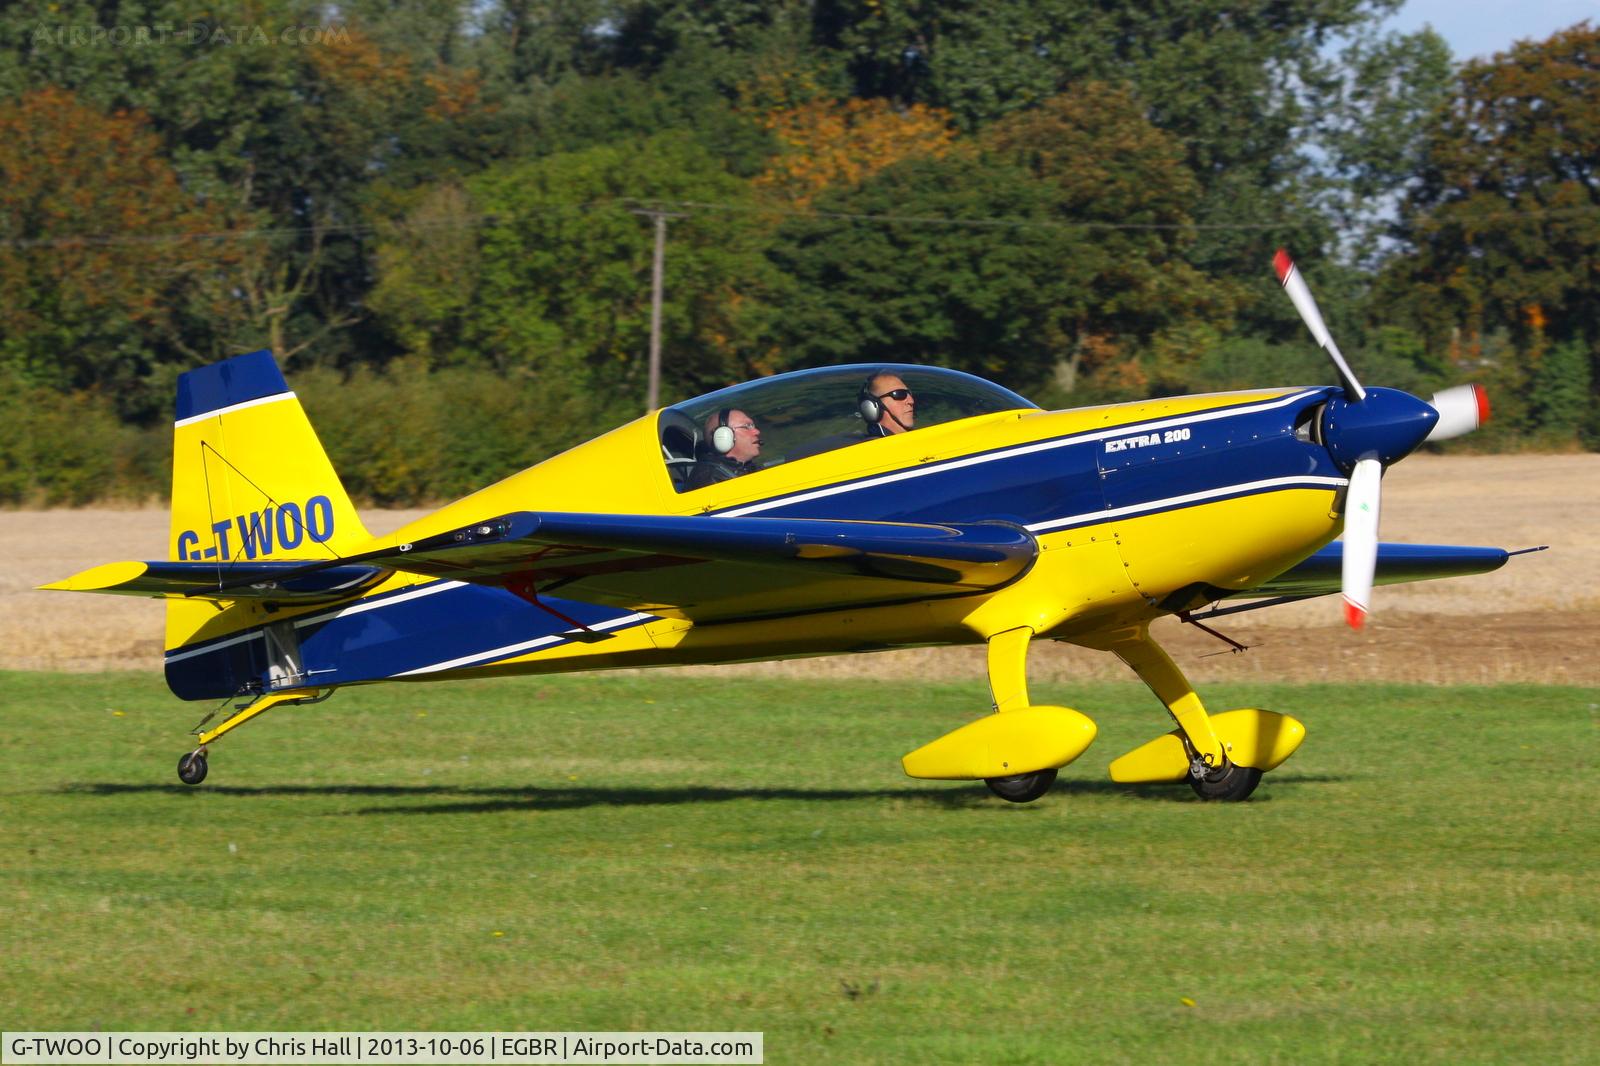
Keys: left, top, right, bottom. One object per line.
{"left": 166, "top": 350, "right": 372, "bottom": 661}
{"left": 169, "top": 349, "right": 370, "bottom": 563}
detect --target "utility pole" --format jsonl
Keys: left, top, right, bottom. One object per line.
{"left": 634, "top": 207, "right": 685, "bottom": 414}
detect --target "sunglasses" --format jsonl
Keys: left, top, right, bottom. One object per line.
{"left": 874, "top": 389, "right": 913, "bottom": 401}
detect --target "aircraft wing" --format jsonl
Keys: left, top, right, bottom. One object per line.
{"left": 336, "top": 511, "right": 1036, "bottom": 621}
{"left": 51, "top": 512, "right": 1037, "bottom": 623}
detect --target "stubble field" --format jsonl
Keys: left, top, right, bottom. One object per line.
{"left": 3, "top": 453, "right": 1596, "bottom": 684}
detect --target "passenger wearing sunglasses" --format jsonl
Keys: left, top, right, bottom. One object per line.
{"left": 782, "top": 371, "right": 920, "bottom": 462}
{"left": 859, "top": 372, "right": 916, "bottom": 436}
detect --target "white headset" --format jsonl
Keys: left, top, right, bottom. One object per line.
{"left": 711, "top": 409, "right": 737, "bottom": 454}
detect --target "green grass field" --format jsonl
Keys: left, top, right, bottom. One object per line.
{"left": 2, "top": 670, "right": 1596, "bottom": 1063}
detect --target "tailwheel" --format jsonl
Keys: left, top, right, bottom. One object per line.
{"left": 177, "top": 749, "right": 209, "bottom": 786}
{"left": 985, "top": 767, "right": 1057, "bottom": 803}
{"left": 1188, "top": 759, "right": 1261, "bottom": 802}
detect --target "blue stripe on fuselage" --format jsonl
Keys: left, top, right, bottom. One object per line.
{"left": 164, "top": 581, "right": 654, "bottom": 700}
{"left": 717, "top": 389, "right": 1340, "bottom": 530}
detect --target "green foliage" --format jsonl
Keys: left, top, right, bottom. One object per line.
{"left": 1172, "top": 324, "right": 1452, "bottom": 404}
{"left": 533, "top": 69, "right": 775, "bottom": 176}
{"left": 297, "top": 362, "right": 597, "bottom": 506}
{"left": 1368, "top": 24, "right": 1600, "bottom": 452}
{"left": 3, "top": 2, "right": 1598, "bottom": 508}
{"left": 365, "top": 184, "right": 484, "bottom": 368}
{"left": 1433, "top": 331, "right": 1531, "bottom": 452}
{"left": 1314, "top": 27, "right": 1455, "bottom": 264}
{"left": 1187, "top": 337, "right": 1327, "bottom": 394}
{"left": 1388, "top": 24, "right": 1600, "bottom": 355}
{"left": 981, "top": 83, "right": 1235, "bottom": 396}
{"left": 829, "top": 0, "right": 1397, "bottom": 281}
{"left": 0, "top": 87, "right": 227, "bottom": 417}
{"left": 1529, "top": 340, "right": 1593, "bottom": 444}
{"left": 0, "top": 1, "right": 513, "bottom": 378}
{"left": 766, "top": 86, "right": 1236, "bottom": 401}
{"left": 602, "top": 0, "right": 838, "bottom": 108}
{"left": 0, "top": 376, "right": 161, "bottom": 504}
{"left": 373, "top": 133, "right": 783, "bottom": 408}
{"left": 766, "top": 153, "right": 1086, "bottom": 391}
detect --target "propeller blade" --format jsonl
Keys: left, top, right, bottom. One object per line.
{"left": 1425, "top": 383, "right": 1490, "bottom": 442}
{"left": 1341, "top": 458, "right": 1383, "bottom": 629}
{"left": 1274, "top": 249, "right": 1367, "bottom": 402}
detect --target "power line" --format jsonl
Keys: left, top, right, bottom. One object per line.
{"left": 0, "top": 197, "right": 1321, "bottom": 251}
{"left": 3, "top": 197, "right": 1593, "bottom": 251}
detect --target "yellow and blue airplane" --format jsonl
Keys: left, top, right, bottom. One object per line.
{"left": 45, "top": 253, "right": 1526, "bottom": 801}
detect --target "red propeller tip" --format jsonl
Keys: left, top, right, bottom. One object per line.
{"left": 1343, "top": 600, "right": 1367, "bottom": 630}
{"left": 1273, "top": 248, "right": 1294, "bottom": 284}
{"left": 1474, "top": 383, "right": 1491, "bottom": 425}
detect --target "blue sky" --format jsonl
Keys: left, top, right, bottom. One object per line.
{"left": 1378, "top": 0, "right": 1594, "bottom": 61}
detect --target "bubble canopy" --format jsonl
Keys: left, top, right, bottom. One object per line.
{"left": 659, "top": 364, "right": 1038, "bottom": 492}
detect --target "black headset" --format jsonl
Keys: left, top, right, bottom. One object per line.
{"left": 711, "top": 408, "right": 737, "bottom": 454}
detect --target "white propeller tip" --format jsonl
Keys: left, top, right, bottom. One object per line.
{"left": 1341, "top": 458, "right": 1382, "bottom": 631}
{"left": 1427, "top": 384, "right": 1491, "bottom": 441}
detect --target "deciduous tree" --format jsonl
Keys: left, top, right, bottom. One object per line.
{"left": 372, "top": 134, "right": 783, "bottom": 420}
{"left": 1382, "top": 23, "right": 1600, "bottom": 419}
{"left": 765, "top": 154, "right": 1091, "bottom": 392}
{"left": 0, "top": 87, "right": 227, "bottom": 410}
{"left": 981, "top": 82, "right": 1232, "bottom": 394}
{"left": 754, "top": 95, "right": 958, "bottom": 206}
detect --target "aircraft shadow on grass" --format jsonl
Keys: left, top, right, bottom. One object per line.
{"left": 66, "top": 775, "right": 1346, "bottom": 815}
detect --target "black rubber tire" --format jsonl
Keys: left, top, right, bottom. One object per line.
{"left": 177, "top": 751, "right": 209, "bottom": 786}
{"left": 1188, "top": 762, "right": 1262, "bottom": 802}
{"left": 984, "top": 767, "right": 1058, "bottom": 803}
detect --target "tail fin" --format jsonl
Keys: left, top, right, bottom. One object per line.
{"left": 169, "top": 349, "right": 370, "bottom": 564}
{"left": 166, "top": 350, "right": 372, "bottom": 663}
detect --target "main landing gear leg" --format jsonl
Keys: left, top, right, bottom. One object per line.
{"left": 177, "top": 688, "right": 332, "bottom": 785}
{"left": 901, "top": 626, "right": 1098, "bottom": 802}
{"left": 981, "top": 626, "right": 1057, "bottom": 802}
{"left": 1077, "top": 624, "right": 1304, "bottom": 798}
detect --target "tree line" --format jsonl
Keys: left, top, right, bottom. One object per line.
{"left": 1, "top": 2, "right": 1595, "bottom": 505}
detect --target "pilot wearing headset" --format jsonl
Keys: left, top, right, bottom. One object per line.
{"left": 858, "top": 371, "right": 916, "bottom": 436}
{"left": 687, "top": 407, "right": 765, "bottom": 489}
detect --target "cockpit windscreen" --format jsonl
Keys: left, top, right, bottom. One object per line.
{"left": 658, "top": 365, "right": 1036, "bottom": 493}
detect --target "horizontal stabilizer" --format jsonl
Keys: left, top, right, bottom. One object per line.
{"left": 1183, "top": 542, "right": 1541, "bottom": 618}
{"left": 41, "top": 560, "right": 386, "bottom": 601}
{"left": 1238, "top": 542, "right": 1514, "bottom": 599}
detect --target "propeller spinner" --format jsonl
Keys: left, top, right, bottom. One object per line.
{"left": 1274, "top": 250, "right": 1489, "bottom": 628}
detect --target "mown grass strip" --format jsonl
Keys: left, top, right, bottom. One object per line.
{"left": 2, "top": 671, "right": 1596, "bottom": 1063}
